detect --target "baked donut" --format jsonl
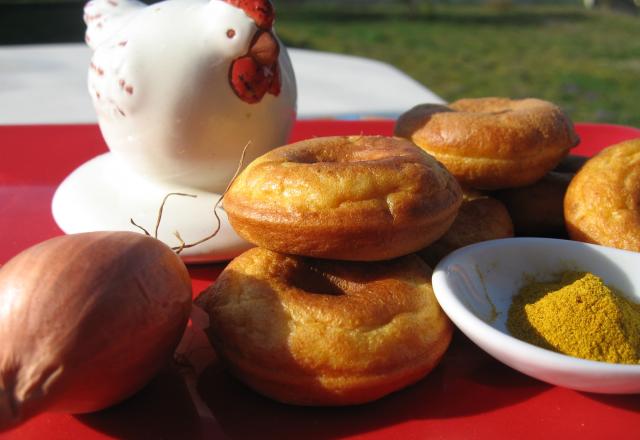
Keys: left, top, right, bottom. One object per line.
{"left": 394, "top": 98, "right": 580, "bottom": 189}
{"left": 564, "top": 138, "right": 640, "bottom": 251}
{"left": 493, "top": 171, "right": 572, "bottom": 238}
{"left": 195, "top": 247, "right": 453, "bottom": 406}
{"left": 418, "top": 192, "right": 513, "bottom": 266}
{"left": 223, "top": 135, "right": 462, "bottom": 261}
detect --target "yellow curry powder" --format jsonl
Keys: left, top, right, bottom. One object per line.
{"left": 507, "top": 271, "right": 640, "bottom": 364}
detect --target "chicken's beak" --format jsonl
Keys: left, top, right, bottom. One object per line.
{"left": 249, "top": 30, "right": 279, "bottom": 67}
{"left": 229, "top": 29, "right": 281, "bottom": 104}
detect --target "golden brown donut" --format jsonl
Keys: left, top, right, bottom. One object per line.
{"left": 418, "top": 193, "right": 514, "bottom": 267}
{"left": 394, "top": 97, "right": 580, "bottom": 189}
{"left": 223, "top": 135, "right": 462, "bottom": 261}
{"left": 195, "top": 247, "right": 453, "bottom": 406}
{"left": 564, "top": 138, "right": 640, "bottom": 251}
{"left": 493, "top": 171, "right": 573, "bottom": 238}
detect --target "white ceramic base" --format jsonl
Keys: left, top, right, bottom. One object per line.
{"left": 52, "top": 153, "right": 252, "bottom": 263}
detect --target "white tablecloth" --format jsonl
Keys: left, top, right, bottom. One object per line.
{"left": 0, "top": 43, "right": 444, "bottom": 124}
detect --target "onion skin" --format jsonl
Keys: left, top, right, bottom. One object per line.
{"left": 0, "top": 231, "right": 192, "bottom": 431}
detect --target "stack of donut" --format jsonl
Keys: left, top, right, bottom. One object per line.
{"left": 395, "top": 97, "right": 581, "bottom": 259}
{"left": 196, "top": 135, "right": 463, "bottom": 405}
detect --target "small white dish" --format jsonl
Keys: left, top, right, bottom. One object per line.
{"left": 432, "top": 237, "right": 640, "bottom": 394}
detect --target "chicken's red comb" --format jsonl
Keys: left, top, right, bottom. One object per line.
{"left": 222, "top": 0, "right": 274, "bottom": 30}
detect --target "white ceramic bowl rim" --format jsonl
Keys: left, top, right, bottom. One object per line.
{"left": 433, "top": 237, "right": 640, "bottom": 373}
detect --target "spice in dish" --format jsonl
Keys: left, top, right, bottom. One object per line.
{"left": 507, "top": 271, "right": 640, "bottom": 364}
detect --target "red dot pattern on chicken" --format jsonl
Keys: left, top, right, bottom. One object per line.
{"left": 230, "top": 56, "right": 277, "bottom": 104}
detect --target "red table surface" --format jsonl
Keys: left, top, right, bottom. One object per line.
{"left": 1, "top": 120, "right": 640, "bottom": 439}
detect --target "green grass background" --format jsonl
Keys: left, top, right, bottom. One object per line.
{"left": 274, "top": 3, "right": 640, "bottom": 126}
{"left": 1, "top": 1, "right": 638, "bottom": 126}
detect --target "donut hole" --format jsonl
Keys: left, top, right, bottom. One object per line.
{"left": 282, "top": 141, "right": 392, "bottom": 165}
{"left": 284, "top": 150, "right": 338, "bottom": 164}
{"left": 288, "top": 262, "right": 344, "bottom": 296}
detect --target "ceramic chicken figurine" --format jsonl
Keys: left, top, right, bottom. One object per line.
{"left": 52, "top": 0, "right": 296, "bottom": 263}
{"left": 82, "top": 0, "right": 297, "bottom": 192}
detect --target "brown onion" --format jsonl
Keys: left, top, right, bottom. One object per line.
{"left": 0, "top": 231, "right": 192, "bottom": 431}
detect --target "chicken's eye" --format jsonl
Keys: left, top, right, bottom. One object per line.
{"left": 226, "top": 29, "right": 236, "bottom": 39}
